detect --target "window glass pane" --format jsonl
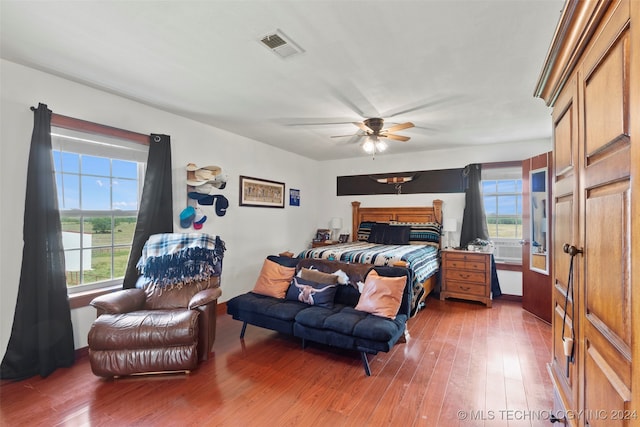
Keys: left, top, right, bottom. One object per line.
{"left": 83, "top": 247, "right": 112, "bottom": 284}
{"left": 81, "top": 176, "right": 110, "bottom": 210}
{"left": 497, "top": 180, "right": 516, "bottom": 192}
{"left": 61, "top": 218, "right": 82, "bottom": 249}
{"left": 112, "top": 159, "right": 138, "bottom": 179}
{"left": 53, "top": 150, "right": 61, "bottom": 171}
{"left": 113, "top": 245, "right": 131, "bottom": 278}
{"left": 61, "top": 152, "right": 79, "bottom": 173}
{"left": 112, "top": 178, "right": 138, "bottom": 210}
{"left": 64, "top": 249, "right": 82, "bottom": 287}
{"left": 516, "top": 195, "right": 523, "bottom": 215}
{"left": 497, "top": 195, "right": 518, "bottom": 215}
{"left": 84, "top": 216, "right": 112, "bottom": 239}
{"left": 82, "top": 155, "right": 110, "bottom": 176}
{"left": 58, "top": 173, "right": 80, "bottom": 210}
{"left": 482, "top": 181, "right": 496, "bottom": 193}
{"left": 113, "top": 216, "right": 137, "bottom": 245}
{"left": 483, "top": 197, "right": 496, "bottom": 215}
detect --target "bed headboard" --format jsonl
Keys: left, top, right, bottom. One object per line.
{"left": 351, "top": 199, "right": 443, "bottom": 242}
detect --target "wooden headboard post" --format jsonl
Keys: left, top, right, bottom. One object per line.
{"left": 351, "top": 201, "right": 361, "bottom": 241}
{"left": 351, "top": 199, "right": 444, "bottom": 243}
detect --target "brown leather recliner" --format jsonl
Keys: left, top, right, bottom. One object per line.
{"left": 88, "top": 276, "right": 221, "bottom": 378}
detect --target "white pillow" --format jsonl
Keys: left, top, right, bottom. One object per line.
{"left": 332, "top": 269, "right": 350, "bottom": 285}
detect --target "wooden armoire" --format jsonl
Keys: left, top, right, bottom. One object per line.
{"left": 535, "top": 1, "right": 639, "bottom": 426}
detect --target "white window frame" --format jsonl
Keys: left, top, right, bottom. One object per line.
{"left": 482, "top": 165, "right": 523, "bottom": 264}
{"left": 52, "top": 127, "right": 148, "bottom": 294}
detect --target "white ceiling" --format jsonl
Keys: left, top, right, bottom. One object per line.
{"left": 0, "top": 0, "right": 563, "bottom": 161}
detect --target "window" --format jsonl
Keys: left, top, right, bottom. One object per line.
{"left": 482, "top": 165, "right": 523, "bottom": 263}
{"left": 52, "top": 127, "right": 148, "bottom": 292}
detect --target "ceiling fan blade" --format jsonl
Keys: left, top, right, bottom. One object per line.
{"left": 330, "top": 133, "right": 358, "bottom": 138}
{"left": 382, "top": 122, "right": 414, "bottom": 133}
{"left": 381, "top": 133, "right": 410, "bottom": 142}
{"left": 355, "top": 122, "right": 374, "bottom": 133}
{"left": 383, "top": 96, "right": 462, "bottom": 118}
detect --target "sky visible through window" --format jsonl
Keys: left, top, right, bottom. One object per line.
{"left": 53, "top": 151, "right": 138, "bottom": 211}
{"left": 482, "top": 180, "right": 522, "bottom": 216}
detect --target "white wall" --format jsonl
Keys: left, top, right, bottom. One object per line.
{"left": 0, "top": 59, "right": 320, "bottom": 354}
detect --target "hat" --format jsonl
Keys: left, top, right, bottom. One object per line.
{"left": 186, "top": 164, "right": 222, "bottom": 186}
{"left": 192, "top": 178, "right": 227, "bottom": 194}
{"left": 179, "top": 206, "right": 196, "bottom": 228}
{"left": 214, "top": 195, "right": 229, "bottom": 217}
{"left": 188, "top": 193, "right": 214, "bottom": 205}
{"left": 193, "top": 210, "right": 207, "bottom": 230}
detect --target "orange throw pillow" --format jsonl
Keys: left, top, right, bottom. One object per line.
{"left": 354, "top": 270, "right": 405, "bottom": 319}
{"left": 252, "top": 259, "right": 296, "bottom": 299}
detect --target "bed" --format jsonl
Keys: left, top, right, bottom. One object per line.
{"left": 298, "top": 200, "right": 443, "bottom": 315}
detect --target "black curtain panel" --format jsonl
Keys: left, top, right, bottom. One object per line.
{"left": 123, "top": 134, "right": 173, "bottom": 289}
{"left": 459, "top": 163, "right": 489, "bottom": 248}
{"left": 1, "top": 103, "right": 75, "bottom": 380}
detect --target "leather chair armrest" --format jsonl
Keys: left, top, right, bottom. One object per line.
{"left": 189, "top": 287, "right": 222, "bottom": 309}
{"left": 90, "top": 288, "right": 146, "bottom": 314}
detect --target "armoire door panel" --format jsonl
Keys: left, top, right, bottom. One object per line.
{"left": 584, "top": 344, "right": 631, "bottom": 427}
{"left": 554, "top": 103, "right": 575, "bottom": 176}
{"left": 584, "top": 183, "right": 631, "bottom": 346}
{"left": 584, "top": 320, "right": 632, "bottom": 389}
{"left": 583, "top": 32, "right": 630, "bottom": 158}
{"left": 554, "top": 198, "right": 574, "bottom": 288}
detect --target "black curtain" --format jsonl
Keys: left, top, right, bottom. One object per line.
{"left": 123, "top": 134, "right": 173, "bottom": 289}
{"left": 459, "top": 163, "right": 489, "bottom": 248}
{"left": 1, "top": 103, "right": 75, "bottom": 380}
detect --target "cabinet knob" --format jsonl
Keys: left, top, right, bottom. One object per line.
{"left": 562, "top": 244, "right": 583, "bottom": 257}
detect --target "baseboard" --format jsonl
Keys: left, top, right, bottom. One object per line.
{"left": 217, "top": 301, "right": 228, "bottom": 315}
{"left": 75, "top": 346, "right": 89, "bottom": 360}
{"left": 498, "top": 294, "right": 522, "bottom": 303}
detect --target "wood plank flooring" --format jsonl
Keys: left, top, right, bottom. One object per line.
{"left": 0, "top": 297, "right": 553, "bottom": 426}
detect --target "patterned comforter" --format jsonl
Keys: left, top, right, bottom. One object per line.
{"left": 298, "top": 242, "right": 440, "bottom": 313}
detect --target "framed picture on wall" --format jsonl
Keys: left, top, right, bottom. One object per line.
{"left": 239, "top": 175, "right": 285, "bottom": 208}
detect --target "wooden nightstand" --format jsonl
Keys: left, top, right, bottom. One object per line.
{"left": 311, "top": 240, "right": 338, "bottom": 248}
{"left": 440, "top": 249, "right": 492, "bottom": 307}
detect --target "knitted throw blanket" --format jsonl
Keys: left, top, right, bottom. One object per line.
{"left": 137, "top": 233, "right": 225, "bottom": 288}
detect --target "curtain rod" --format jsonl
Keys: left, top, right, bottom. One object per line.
{"left": 30, "top": 106, "right": 150, "bottom": 146}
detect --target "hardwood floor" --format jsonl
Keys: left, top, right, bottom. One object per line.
{"left": 0, "top": 297, "right": 552, "bottom": 426}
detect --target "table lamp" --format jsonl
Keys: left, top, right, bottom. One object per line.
{"left": 330, "top": 217, "right": 343, "bottom": 241}
{"left": 443, "top": 217, "right": 457, "bottom": 248}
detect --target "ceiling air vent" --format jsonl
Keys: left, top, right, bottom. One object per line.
{"left": 260, "top": 30, "right": 304, "bottom": 59}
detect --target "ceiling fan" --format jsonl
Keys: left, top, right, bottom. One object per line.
{"left": 330, "top": 117, "right": 414, "bottom": 155}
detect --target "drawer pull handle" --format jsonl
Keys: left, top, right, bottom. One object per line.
{"left": 460, "top": 274, "right": 470, "bottom": 279}
{"left": 460, "top": 286, "right": 471, "bottom": 291}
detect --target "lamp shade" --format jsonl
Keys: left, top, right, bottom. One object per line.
{"left": 330, "top": 217, "right": 343, "bottom": 230}
{"left": 443, "top": 217, "right": 457, "bottom": 232}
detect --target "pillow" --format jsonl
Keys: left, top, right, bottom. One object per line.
{"left": 300, "top": 268, "right": 339, "bottom": 285}
{"left": 252, "top": 258, "right": 296, "bottom": 299}
{"left": 332, "top": 269, "right": 350, "bottom": 285}
{"left": 384, "top": 225, "right": 411, "bottom": 245}
{"left": 356, "top": 221, "right": 376, "bottom": 242}
{"left": 354, "top": 270, "right": 406, "bottom": 319}
{"left": 390, "top": 221, "right": 442, "bottom": 244}
{"left": 285, "top": 277, "right": 337, "bottom": 308}
{"left": 367, "top": 223, "right": 389, "bottom": 244}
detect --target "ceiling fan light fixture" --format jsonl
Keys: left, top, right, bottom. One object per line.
{"left": 362, "top": 139, "right": 375, "bottom": 154}
{"left": 376, "top": 139, "right": 387, "bottom": 152}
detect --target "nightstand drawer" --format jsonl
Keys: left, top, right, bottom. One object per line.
{"left": 444, "top": 259, "right": 486, "bottom": 271}
{"left": 445, "top": 281, "right": 487, "bottom": 297}
{"left": 445, "top": 269, "right": 486, "bottom": 284}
